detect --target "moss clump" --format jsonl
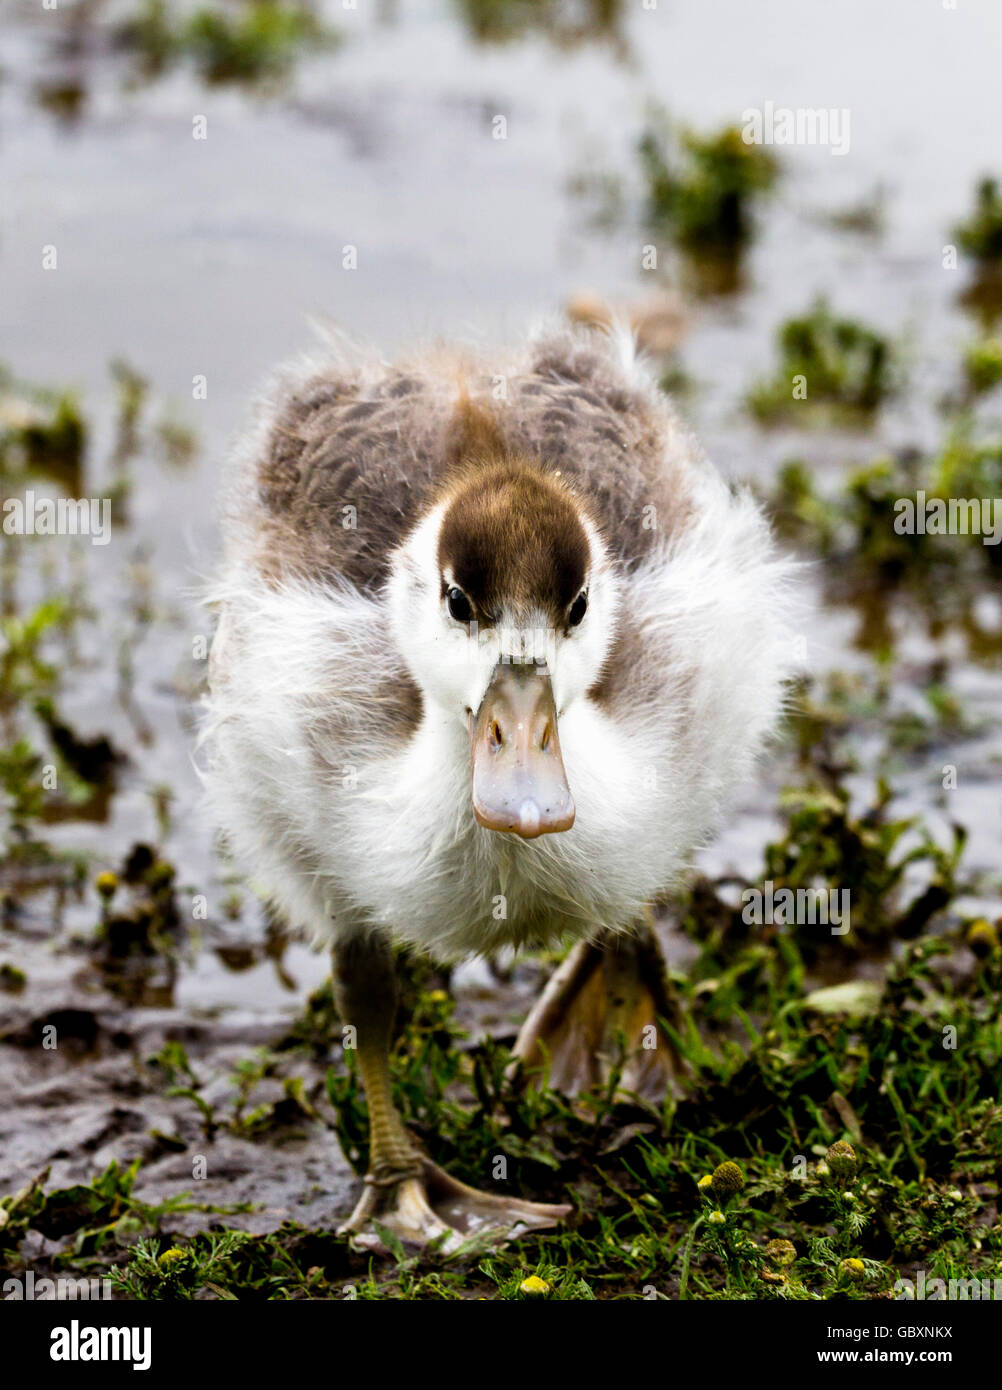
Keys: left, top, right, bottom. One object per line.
{"left": 748, "top": 299, "right": 895, "bottom": 422}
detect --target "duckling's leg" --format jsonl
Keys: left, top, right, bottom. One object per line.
{"left": 511, "top": 912, "right": 687, "bottom": 1102}
{"left": 331, "top": 928, "right": 571, "bottom": 1254}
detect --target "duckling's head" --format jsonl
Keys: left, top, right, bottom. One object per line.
{"left": 387, "top": 456, "right": 619, "bottom": 839}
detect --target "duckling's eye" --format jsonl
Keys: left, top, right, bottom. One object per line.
{"left": 568, "top": 591, "right": 588, "bottom": 628}
{"left": 447, "top": 586, "right": 474, "bottom": 623}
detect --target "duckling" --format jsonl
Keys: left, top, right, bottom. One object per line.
{"left": 203, "top": 323, "right": 799, "bottom": 1251}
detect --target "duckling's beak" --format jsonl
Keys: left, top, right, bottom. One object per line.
{"left": 469, "top": 663, "right": 575, "bottom": 839}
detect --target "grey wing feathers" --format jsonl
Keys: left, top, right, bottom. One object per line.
{"left": 246, "top": 326, "right": 693, "bottom": 587}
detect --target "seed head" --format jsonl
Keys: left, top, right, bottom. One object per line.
{"left": 825, "top": 1140, "right": 858, "bottom": 1183}
{"left": 710, "top": 1161, "right": 745, "bottom": 1201}
{"left": 764, "top": 1238, "right": 797, "bottom": 1269}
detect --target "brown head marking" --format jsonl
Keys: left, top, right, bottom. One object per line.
{"left": 437, "top": 458, "right": 590, "bottom": 625}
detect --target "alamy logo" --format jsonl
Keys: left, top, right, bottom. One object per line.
{"left": 1, "top": 490, "right": 112, "bottom": 545}
{"left": 460, "top": 622, "right": 557, "bottom": 669}
{"left": 3, "top": 1271, "right": 113, "bottom": 1300}
{"left": 895, "top": 1270, "right": 1002, "bottom": 1300}
{"left": 742, "top": 880, "right": 851, "bottom": 935}
{"left": 742, "top": 102, "right": 851, "bottom": 156}
{"left": 893, "top": 491, "right": 1002, "bottom": 545}
{"left": 50, "top": 1319, "right": 151, "bottom": 1371}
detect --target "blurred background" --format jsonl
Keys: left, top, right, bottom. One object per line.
{"left": 2, "top": 0, "right": 1001, "bottom": 1296}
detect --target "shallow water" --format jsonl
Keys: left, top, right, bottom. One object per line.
{"left": 1, "top": 0, "right": 1001, "bottom": 1210}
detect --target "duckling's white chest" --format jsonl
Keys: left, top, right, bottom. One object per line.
{"left": 340, "top": 701, "right": 670, "bottom": 961}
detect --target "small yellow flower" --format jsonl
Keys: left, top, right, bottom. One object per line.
{"left": 840, "top": 1258, "right": 866, "bottom": 1281}
{"left": 710, "top": 1161, "right": 745, "bottom": 1202}
{"left": 697, "top": 1174, "right": 714, "bottom": 1191}
{"left": 816, "top": 1160, "right": 830, "bottom": 1178}
{"left": 95, "top": 871, "right": 119, "bottom": 899}
{"left": 520, "top": 1275, "right": 550, "bottom": 1296}
{"left": 966, "top": 919, "right": 998, "bottom": 959}
{"left": 158, "top": 1246, "right": 187, "bottom": 1268}
{"left": 427, "top": 989, "right": 449, "bottom": 1004}
{"left": 708, "top": 1210, "right": 726, "bottom": 1225}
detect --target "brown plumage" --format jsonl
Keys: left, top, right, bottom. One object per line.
{"left": 252, "top": 327, "right": 693, "bottom": 593}
{"left": 437, "top": 459, "right": 589, "bottom": 624}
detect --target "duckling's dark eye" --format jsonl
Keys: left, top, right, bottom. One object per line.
{"left": 447, "top": 586, "right": 473, "bottom": 623}
{"left": 568, "top": 591, "right": 588, "bottom": 628}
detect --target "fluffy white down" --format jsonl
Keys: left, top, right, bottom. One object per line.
{"left": 201, "top": 336, "right": 802, "bottom": 961}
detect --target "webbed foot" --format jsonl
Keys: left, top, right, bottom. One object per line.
{"left": 338, "top": 1156, "right": 571, "bottom": 1255}
{"left": 511, "top": 918, "right": 688, "bottom": 1102}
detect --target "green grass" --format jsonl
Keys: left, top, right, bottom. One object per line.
{"left": 4, "top": 917, "right": 999, "bottom": 1298}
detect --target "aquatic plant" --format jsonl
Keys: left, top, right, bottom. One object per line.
{"left": 954, "top": 177, "right": 1002, "bottom": 266}
{"left": 185, "top": 1, "right": 332, "bottom": 84}
{"left": 765, "top": 439, "right": 1002, "bottom": 656}
{"left": 0, "top": 368, "right": 86, "bottom": 489}
{"left": 117, "top": 0, "right": 336, "bottom": 87}
{"left": 638, "top": 119, "right": 778, "bottom": 253}
{"left": 962, "top": 337, "right": 1002, "bottom": 395}
{"left": 748, "top": 299, "right": 896, "bottom": 422}
{"left": 456, "top": 0, "right": 622, "bottom": 47}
